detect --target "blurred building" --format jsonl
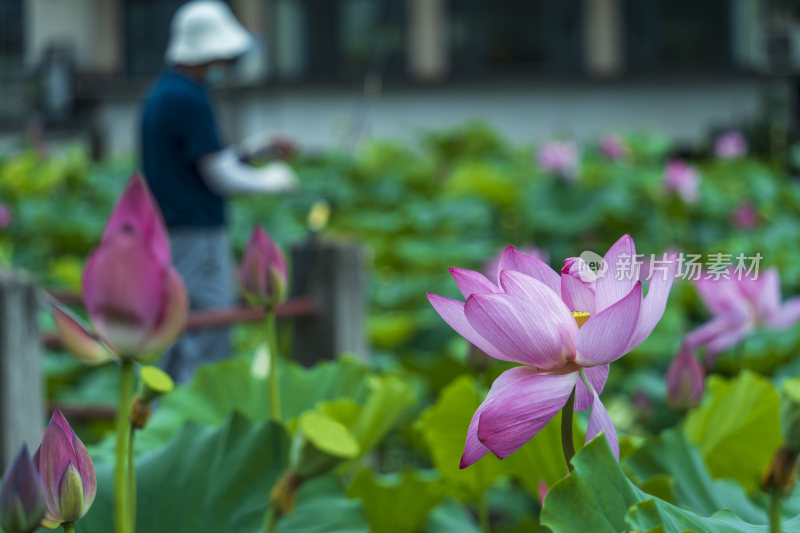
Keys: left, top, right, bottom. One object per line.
{"left": 0, "top": 0, "right": 795, "bottom": 156}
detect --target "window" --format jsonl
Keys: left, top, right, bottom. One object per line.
{"left": 0, "top": 0, "right": 24, "bottom": 75}
{"left": 271, "top": 0, "right": 407, "bottom": 82}
{"left": 447, "top": 0, "right": 584, "bottom": 77}
{"left": 623, "top": 0, "right": 734, "bottom": 73}
{"left": 124, "top": 0, "right": 188, "bottom": 79}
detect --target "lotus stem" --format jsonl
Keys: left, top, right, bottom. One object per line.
{"left": 266, "top": 308, "right": 281, "bottom": 422}
{"left": 263, "top": 506, "right": 279, "bottom": 533}
{"left": 561, "top": 387, "right": 576, "bottom": 472}
{"left": 115, "top": 359, "right": 135, "bottom": 533}
{"left": 63, "top": 523, "right": 76, "bottom": 533}
{"left": 769, "top": 488, "right": 782, "bottom": 533}
{"left": 478, "top": 490, "right": 490, "bottom": 533}
{"left": 128, "top": 428, "right": 137, "bottom": 532}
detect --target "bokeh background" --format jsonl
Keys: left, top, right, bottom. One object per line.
{"left": 3, "top": 2, "right": 800, "bottom": 532}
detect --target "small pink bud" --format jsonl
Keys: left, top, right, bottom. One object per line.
{"left": 537, "top": 140, "right": 579, "bottom": 181}
{"left": 714, "top": 131, "right": 747, "bottom": 159}
{"left": 0, "top": 205, "right": 12, "bottom": 229}
{"left": 0, "top": 446, "right": 45, "bottom": 533}
{"left": 732, "top": 202, "right": 758, "bottom": 230}
{"left": 663, "top": 159, "right": 699, "bottom": 204}
{"left": 240, "top": 225, "right": 288, "bottom": 306}
{"left": 33, "top": 409, "right": 96, "bottom": 528}
{"left": 599, "top": 134, "right": 627, "bottom": 160}
{"left": 666, "top": 344, "right": 705, "bottom": 409}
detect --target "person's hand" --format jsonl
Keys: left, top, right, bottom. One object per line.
{"left": 255, "top": 161, "right": 299, "bottom": 192}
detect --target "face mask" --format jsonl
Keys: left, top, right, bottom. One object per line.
{"left": 205, "top": 65, "right": 226, "bottom": 86}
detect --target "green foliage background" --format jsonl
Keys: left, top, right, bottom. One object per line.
{"left": 2, "top": 123, "right": 800, "bottom": 532}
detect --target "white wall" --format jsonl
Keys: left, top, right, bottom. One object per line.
{"left": 96, "top": 77, "right": 766, "bottom": 160}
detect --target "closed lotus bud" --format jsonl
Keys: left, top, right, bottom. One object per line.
{"left": 33, "top": 409, "right": 96, "bottom": 529}
{"left": 0, "top": 446, "right": 45, "bottom": 533}
{"left": 666, "top": 344, "right": 705, "bottom": 409}
{"left": 240, "top": 225, "right": 288, "bottom": 306}
{"left": 81, "top": 175, "right": 188, "bottom": 362}
{"left": 780, "top": 377, "right": 800, "bottom": 453}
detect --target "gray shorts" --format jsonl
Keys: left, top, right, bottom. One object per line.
{"left": 159, "top": 227, "right": 236, "bottom": 384}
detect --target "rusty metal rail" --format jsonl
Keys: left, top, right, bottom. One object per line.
{"left": 41, "top": 295, "right": 316, "bottom": 351}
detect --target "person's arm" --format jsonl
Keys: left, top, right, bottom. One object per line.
{"left": 199, "top": 148, "right": 298, "bottom": 196}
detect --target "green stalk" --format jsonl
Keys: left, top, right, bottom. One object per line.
{"left": 63, "top": 523, "right": 76, "bottom": 533}
{"left": 128, "top": 428, "right": 137, "bottom": 532}
{"left": 115, "top": 359, "right": 135, "bottom": 533}
{"left": 478, "top": 490, "right": 491, "bottom": 533}
{"left": 769, "top": 488, "right": 782, "bottom": 533}
{"left": 561, "top": 388, "right": 576, "bottom": 472}
{"left": 266, "top": 309, "right": 281, "bottom": 422}
{"left": 263, "top": 506, "right": 279, "bottom": 533}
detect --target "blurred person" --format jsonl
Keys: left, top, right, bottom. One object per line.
{"left": 139, "top": 0, "right": 298, "bottom": 383}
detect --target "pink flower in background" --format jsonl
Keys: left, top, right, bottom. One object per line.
{"left": 666, "top": 343, "right": 704, "bottom": 408}
{"left": 537, "top": 140, "right": 579, "bottom": 181}
{"left": 240, "top": 225, "right": 288, "bottom": 306}
{"left": 714, "top": 131, "right": 748, "bottom": 159}
{"left": 732, "top": 202, "right": 758, "bottom": 230}
{"left": 0, "top": 445, "right": 45, "bottom": 533}
{"left": 599, "top": 134, "right": 628, "bottom": 160}
{"left": 663, "top": 159, "right": 699, "bottom": 204}
{"left": 54, "top": 175, "right": 188, "bottom": 363}
{"left": 484, "top": 246, "right": 549, "bottom": 282}
{"left": 538, "top": 480, "right": 548, "bottom": 506}
{"left": 0, "top": 205, "right": 12, "bottom": 229}
{"left": 428, "top": 235, "right": 677, "bottom": 466}
{"left": 686, "top": 269, "right": 800, "bottom": 362}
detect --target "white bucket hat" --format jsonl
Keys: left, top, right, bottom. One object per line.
{"left": 165, "top": 1, "right": 252, "bottom": 65}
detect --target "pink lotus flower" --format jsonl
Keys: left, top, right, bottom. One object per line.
{"left": 239, "top": 225, "right": 288, "bottom": 306}
{"left": 537, "top": 140, "right": 579, "bottom": 181}
{"left": 54, "top": 175, "right": 188, "bottom": 363}
{"left": 686, "top": 269, "right": 800, "bottom": 361}
{"left": 428, "top": 235, "right": 676, "bottom": 466}
{"left": 666, "top": 343, "right": 704, "bottom": 408}
{"left": 0, "top": 205, "right": 12, "bottom": 229}
{"left": 599, "top": 134, "right": 628, "bottom": 160}
{"left": 0, "top": 446, "right": 45, "bottom": 533}
{"left": 663, "top": 159, "right": 699, "bottom": 203}
{"left": 714, "top": 131, "right": 747, "bottom": 159}
{"left": 484, "top": 246, "right": 549, "bottom": 282}
{"left": 732, "top": 202, "right": 758, "bottom": 230}
{"left": 33, "top": 409, "right": 96, "bottom": 529}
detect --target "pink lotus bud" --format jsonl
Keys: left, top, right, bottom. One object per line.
{"left": 732, "top": 202, "right": 758, "bottom": 230}
{"left": 240, "top": 225, "right": 288, "bottom": 306}
{"left": 663, "top": 159, "right": 699, "bottom": 204}
{"left": 538, "top": 480, "right": 548, "bottom": 506}
{"left": 81, "top": 175, "right": 187, "bottom": 361}
{"left": 33, "top": 409, "right": 96, "bottom": 529}
{"left": 666, "top": 344, "right": 705, "bottom": 409}
{"left": 599, "top": 134, "right": 628, "bottom": 160}
{"left": 714, "top": 131, "right": 747, "bottom": 159}
{"left": 0, "top": 446, "right": 45, "bottom": 533}
{"left": 537, "top": 140, "right": 579, "bottom": 181}
{"left": 0, "top": 205, "right": 12, "bottom": 229}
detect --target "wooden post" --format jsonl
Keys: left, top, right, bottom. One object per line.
{"left": 291, "top": 240, "right": 368, "bottom": 366}
{"left": 0, "top": 272, "right": 44, "bottom": 471}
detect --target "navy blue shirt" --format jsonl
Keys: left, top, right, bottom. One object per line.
{"left": 140, "top": 69, "right": 225, "bottom": 228}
